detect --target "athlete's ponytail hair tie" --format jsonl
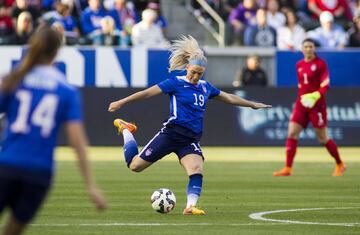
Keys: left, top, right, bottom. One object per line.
{"left": 168, "top": 35, "right": 207, "bottom": 72}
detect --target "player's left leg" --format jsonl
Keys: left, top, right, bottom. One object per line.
{"left": 314, "top": 127, "right": 346, "bottom": 176}
{"left": 180, "top": 153, "right": 205, "bottom": 215}
{"left": 310, "top": 108, "right": 346, "bottom": 176}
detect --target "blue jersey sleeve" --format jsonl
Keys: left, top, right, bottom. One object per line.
{"left": 207, "top": 81, "right": 221, "bottom": 99}
{"left": 157, "top": 77, "right": 177, "bottom": 94}
{"left": 63, "top": 88, "right": 82, "bottom": 122}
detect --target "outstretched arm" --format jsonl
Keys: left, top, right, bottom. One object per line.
{"left": 108, "top": 85, "right": 162, "bottom": 112}
{"left": 214, "top": 91, "right": 271, "bottom": 109}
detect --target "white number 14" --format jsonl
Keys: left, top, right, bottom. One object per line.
{"left": 11, "top": 90, "right": 59, "bottom": 137}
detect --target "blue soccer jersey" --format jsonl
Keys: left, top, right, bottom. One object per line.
{"left": 157, "top": 75, "right": 220, "bottom": 134}
{"left": 0, "top": 65, "right": 82, "bottom": 173}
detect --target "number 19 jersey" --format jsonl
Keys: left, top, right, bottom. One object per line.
{"left": 157, "top": 75, "right": 220, "bottom": 134}
{"left": 0, "top": 65, "right": 82, "bottom": 173}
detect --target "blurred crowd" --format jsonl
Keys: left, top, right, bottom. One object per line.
{"left": 0, "top": 0, "right": 168, "bottom": 46}
{"left": 0, "top": 0, "right": 359, "bottom": 48}
{"left": 191, "top": 0, "right": 360, "bottom": 48}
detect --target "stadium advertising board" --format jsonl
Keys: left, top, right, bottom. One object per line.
{"left": 0, "top": 47, "right": 169, "bottom": 87}
{"left": 74, "top": 88, "right": 360, "bottom": 146}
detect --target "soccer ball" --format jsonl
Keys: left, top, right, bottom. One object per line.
{"left": 150, "top": 188, "right": 176, "bottom": 213}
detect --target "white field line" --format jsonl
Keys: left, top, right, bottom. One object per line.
{"left": 27, "top": 222, "right": 281, "bottom": 227}
{"left": 249, "top": 207, "right": 360, "bottom": 227}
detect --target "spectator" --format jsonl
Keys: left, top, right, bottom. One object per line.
{"left": 243, "top": 8, "right": 277, "bottom": 46}
{"left": 0, "top": 3, "right": 13, "bottom": 41}
{"left": 228, "top": 0, "right": 258, "bottom": 45}
{"left": 233, "top": 55, "right": 268, "bottom": 87}
{"left": 307, "top": 11, "right": 347, "bottom": 48}
{"left": 351, "top": 0, "right": 360, "bottom": 17}
{"left": 43, "top": 2, "right": 79, "bottom": 43}
{"left": 131, "top": 8, "right": 168, "bottom": 47}
{"left": 308, "top": 0, "right": 352, "bottom": 21}
{"left": 108, "top": 0, "right": 139, "bottom": 46}
{"left": 277, "top": 9, "right": 306, "bottom": 50}
{"left": 2, "top": 0, "right": 14, "bottom": 8}
{"left": 348, "top": 14, "right": 360, "bottom": 47}
{"left": 80, "top": 0, "right": 108, "bottom": 35}
{"left": 146, "top": 2, "right": 167, "bottom": 34}
{"left": 9, "top": 11, "right": 33, "bottom": 44}
{"left": 90, "top": 15, "right": 122, "bottom": 45}
{"left": 207, "top": 0, "right": 239, "bottom": 20}
{"left": 266, "top": 0, "right": 286, "bottom": 30}
{"left": 11, "top": 0, "right": 41, "bottom": 26}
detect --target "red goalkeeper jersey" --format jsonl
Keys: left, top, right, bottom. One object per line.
{"left": 296, "top": 56, "right": 330, "bottom": 97}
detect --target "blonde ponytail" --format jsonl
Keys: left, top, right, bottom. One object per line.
{"left": 168, "top": 35, "right": 206, "bottom": 72}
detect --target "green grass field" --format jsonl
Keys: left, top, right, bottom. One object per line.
{"left": 1, "top": 147, "right": 360, "bottom": 235}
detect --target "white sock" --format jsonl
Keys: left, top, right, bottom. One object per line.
{"left": 186, "top": 194, "right": 199, "bottom": 208}
{"left": 123, "top": 129, "right": 135, "bottom": 143}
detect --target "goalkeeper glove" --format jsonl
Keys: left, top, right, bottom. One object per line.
{"left": 300, "top": 91, "right": 321, "bottom": 108}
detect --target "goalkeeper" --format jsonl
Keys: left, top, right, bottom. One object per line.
{"left": 273, "top": 38, "right": 346, "bottom": 177}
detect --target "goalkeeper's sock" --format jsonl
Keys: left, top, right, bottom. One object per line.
{"left": 286, "top": 138, "right": 298, "bottom": 167}
{"left": 186, "top": 174, "right": 203, "bottom": 208}
{"left": 325, "top": 139, "right": 342, "bottom": 164}
{"left": 123, "top": 129, "right": 139, "bottom": 167}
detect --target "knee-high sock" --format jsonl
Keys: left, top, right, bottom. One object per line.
{"left": 122, "top": 129, "right": 138, "bottom": 167}
{"left": 286, "top": 138, "right": 298, "bottom": 167}
{"left": 186, "top": 174, "right": 203, "bottom": 208}
{"left": 325, "top": 139, "right": 342, "bottom": 164}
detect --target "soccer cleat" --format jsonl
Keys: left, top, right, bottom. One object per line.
{"left": 273, "top": 166, "right": 292, "bottom": 176}
{"left": 113, "top": 118, "right": 137, "bottom": 134}
{"left": 332, "top": 162, "right": 346, "bottom": 177}
{"left": 183, "top": 206, "right": 205, "bottom": 215}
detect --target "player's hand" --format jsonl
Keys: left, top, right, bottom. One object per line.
{"left": 251, "top": 102, "right": 272, "bottom": 109}
{"left": 88, "top": 186, "right": 107, "bottom": 211}
{"left": 108, "top": 100, "right": 123, "bottom": 112}
{"left": 300, "top": 91, "right": 321, "bottom": 108}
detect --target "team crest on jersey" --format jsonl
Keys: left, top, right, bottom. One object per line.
{"left": 311, "top": 64, "right": 317, "bottom": 71}
{"left": 145, "top": 148, "right": 153, "bottom": 156}
{"left": 298, "top": 68, "right": 303, "bottom": 72}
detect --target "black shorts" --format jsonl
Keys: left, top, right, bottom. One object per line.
{"left": 139, "top": 124, "right": 204, "bottom": 163}
{"left": 0, "top": 164, "right": 51, "bottom": 223}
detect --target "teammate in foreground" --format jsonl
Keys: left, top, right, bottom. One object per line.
{"left": 108, "top": 35, "right": 271, "bottom": 215}
{"left": 0, "top": 27, "right": 107, "bottom": 235}
{"left": 273, "top": 38, "right": 346, "bottom": 177}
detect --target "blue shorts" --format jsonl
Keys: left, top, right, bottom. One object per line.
{"left": 0, "top": 164, "right": 51, "bottom": 223}
{"left": 139, "top": 124, "right": 203, "bottom": 163}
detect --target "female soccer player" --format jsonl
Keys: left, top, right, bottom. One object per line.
{"left": 0, "top": 27, "right": 107, "bottom": 235}
{"left": 108, "top": 35, "right": 271, "bottom": 215}
{"left": 273, "top": 38, "right": 346, "bottom": 177}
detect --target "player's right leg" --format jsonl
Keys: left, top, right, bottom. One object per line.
{"left": 273, "top": 121, "right": 303, "bottom": 176}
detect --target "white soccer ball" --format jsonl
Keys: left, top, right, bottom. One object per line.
{"left": 150, "top": 188, "right": 176, "bottom": 213}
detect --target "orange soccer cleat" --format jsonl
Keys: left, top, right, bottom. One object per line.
{"left": 183, "top": 206, "right": 205, "bottom": 215}
{"left": 113, "top": 118, "right": 137, "bottom": 134}
{"left": 332, "top": 162, "right": 347, "bottom": 177}
{"left": 273, "top": 166, "right": 292, "bottom": 176}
